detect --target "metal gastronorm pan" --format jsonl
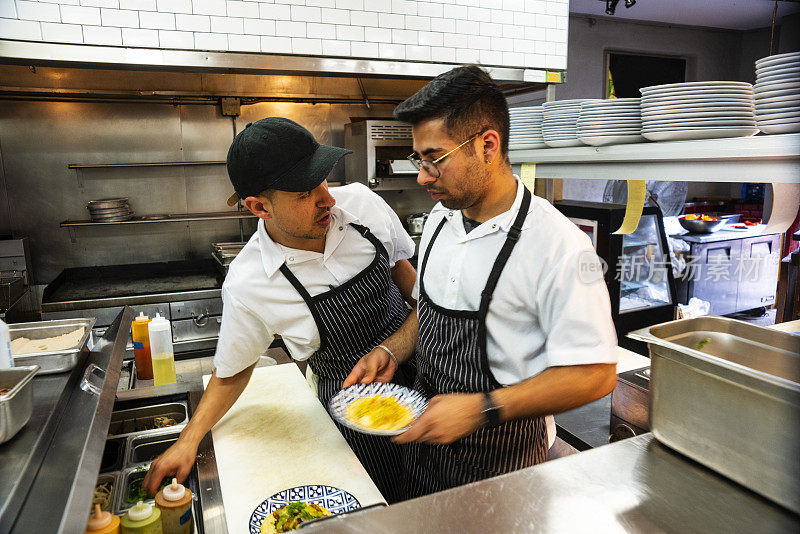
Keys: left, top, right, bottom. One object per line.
{"left": 8, "top": 318, "right": 96, "bottom": 374}
{"left": 628, "top": 316, "right": 800, "bottom": 514}
{"left": 0, "top": 365, "right": 40, "bottom": 444}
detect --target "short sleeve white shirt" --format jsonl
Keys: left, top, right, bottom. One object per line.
{"left": 412, "top": 178, "right": 619, "bottom": 385}
{"left": 214, "top": 183, "right": 416, "bottom": 378}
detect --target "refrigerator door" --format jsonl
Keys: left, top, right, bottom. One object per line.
{"left": 619, "top": 214, "right": 674, "bottom": 313}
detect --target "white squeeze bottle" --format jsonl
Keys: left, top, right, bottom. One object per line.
{"left": 148, "top": 313, "right": 176, "bottom": 386}
{"left": 0, "top": 318, "right": 13, "bottom": 369}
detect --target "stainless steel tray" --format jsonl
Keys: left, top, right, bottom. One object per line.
{"left": 126, "top": 431, "right": 180, "bottom": 467}
{"left": 0, "top": 365, "right": 40, "bottom": 444}
{"left": 108, "top": 401, "right": 188, "bottom": 439}
{"left": 629, "top": 316, "right": 800, "bottom": 514}
{"left": 92, "top": 472, "right": 119, "bottom": 513}
{"left": 9, "top": 318, "right": 96, "bottom": 374}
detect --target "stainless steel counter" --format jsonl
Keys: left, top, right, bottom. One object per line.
{"left": 300, "top": 434, "right": 799, "bottom": 533}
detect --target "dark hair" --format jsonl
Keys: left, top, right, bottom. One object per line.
{"left": 394, "top": 65, "right": 509, "bottom": 162}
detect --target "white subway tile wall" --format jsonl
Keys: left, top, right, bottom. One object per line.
{"left": 0, "top": 0, "right": 569, "bottom": 69}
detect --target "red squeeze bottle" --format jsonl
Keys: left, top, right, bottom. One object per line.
{"left": 131, "top": 312, "right": 153, "bottom": 380}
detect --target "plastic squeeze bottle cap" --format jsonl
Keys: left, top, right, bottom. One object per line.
{"left": 148, "top": 313, "right": 170, "bottom": 332}
{"left": 162, "top": 478, "right": 186, "bottom": 501}
{"left": 127, "top": 501, "right": 154, "bottom": 522}
{"left": 135, "top": 312, "right": 149, "bottom": 322}
{"left": 87, "top": 504, "right": 112, "bottom": 531}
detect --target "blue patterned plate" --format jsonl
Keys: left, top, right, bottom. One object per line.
{"left": 249, "top": 485, "right": 360, "bottom": 533}
{"left": 328, "top": 382, "right": 428, "bottom": 436}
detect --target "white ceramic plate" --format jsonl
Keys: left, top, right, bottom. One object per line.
{"left": 577, "top": 134, "right": 645, "bottom": 146}
{"left": 755, "top": 110, "right": 800, "bottom": 120}
{"left": 755, "top": 51, "right": 800, "bottom": 69}
{"left": 249, "top": 486, "right": 361, "bottom": 534}
{"left": 642, "top": 123, "right": 757, "bottom": 132}
{"left": 757, "top": 122, "right": 800, "bottom": 134}
{"left": 544, "top": 139, "right": 583, "bottom": 148}
{"left": 642, "top": 127, "right": 758, "bottom": 141}
{"left": 753, "top": 87, "right": 800, "bottom": 100}
{"left": 579, "top": 111, "right": 641, "bottom": 118}
{"left": 754, "top": 80, "right": 800, "bottom": 92}
{"left": 641, "top": 89, "right": 754, "bottom": 100}
{"left": 577, "top": 121, "right": 643, "bottom": 127}
{"left": 755, "top": 115, "right": 800, "bottom": 125}
{"left": 642, "top": 94, "right": 754, "bottom": 105}
{"left": 328, "top": 383, "right": 428, "bottom": 436}
{"left": 755, "top": 93, "right": 800, "bottom": 104}
{"left": 640, "top": 102, "right": 755, "bottom": 112}
{"left": 641, "top": 109, "right": 754, "bottom": 118}
{"left": 509, "top": 142, "right": 549, "bottom": 150}
{"left": 756, "top": 73, "right": 800, "bottom": 84}
{"left": 643, "top": 115, "right": 755, "bottom": 123}
{"left": 756, "top": 66, "right": 800, "bottom": 80}
{"left": 641, "top": 81, "right": 752, "bottom": 92}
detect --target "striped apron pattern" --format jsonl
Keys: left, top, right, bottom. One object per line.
{"left": 404, "top": 187, "right": 549, "bottom": 498}
{"left": 279, "top": 222, "right": 413, "bottom": 504}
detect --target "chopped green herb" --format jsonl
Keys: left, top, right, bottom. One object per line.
{"left": 697, "top": 337, "right": 712, "bottom": 350}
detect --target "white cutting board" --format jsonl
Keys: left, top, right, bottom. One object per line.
{"left": 203, "top": 364, "right": 385, "bottom": 533}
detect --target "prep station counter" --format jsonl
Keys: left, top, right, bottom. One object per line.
{"left": 2, "top": 309, "right": 798, "bottom": 533}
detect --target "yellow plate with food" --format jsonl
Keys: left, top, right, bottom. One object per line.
{"left": 329, "top": 383, "right": 428, "bottom": 436}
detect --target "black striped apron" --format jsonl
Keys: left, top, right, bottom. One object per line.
{"left": 404, "top": 187, "right": 549, "bottom": 498}
{"left": 279, "top": 222, "right": 413, "bottom": 504}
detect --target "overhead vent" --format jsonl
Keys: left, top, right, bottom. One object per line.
{"left": 369, "top": 123, "right": 412, "bottom": 140}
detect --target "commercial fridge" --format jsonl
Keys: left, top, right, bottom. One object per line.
{"left": 554, "top": 200, "right": 677, "bottom": 354}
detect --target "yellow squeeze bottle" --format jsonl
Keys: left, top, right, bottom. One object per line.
{"left": 148, "top": 313, "right": 176, "bottom": 386}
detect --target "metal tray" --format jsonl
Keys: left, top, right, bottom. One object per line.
{"left": 629, "top": 316, "right": 800, "bottom": 514}
{"left": 108, "top": 401, "right": 188, "bottom": 439}
{"left": 92, "top": 472, "right": 119, "bottom": 513}
{"left": 101, "top": 437, "right": 127, "bottom": 473}
{"left": 126, "top": 431, "right": 180, "bottom": 467}
{"left": 116, "top": 463, "right": 199, "bottom": 516}
{"left": 0, "top": 365, "right": 40, "bottom": 444}
{"left": 8, "top": 318, "right": 96, "bottom": 374}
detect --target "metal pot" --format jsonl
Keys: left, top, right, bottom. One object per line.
{"left": 406, "top": 213, "right": 428, "bottom": 235}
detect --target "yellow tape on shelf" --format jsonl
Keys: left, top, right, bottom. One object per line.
{"left": 612, "top": 180, "right": 647, "bottom": 235}
{"left": 520, "top": 163, "right": 535, "bottom": 193}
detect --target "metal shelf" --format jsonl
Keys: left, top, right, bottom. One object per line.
{"left": 61, "top": 211, "right": 255, "bottom": 227}
{"left": 509, "top": 133, "right": 800, "bottom": 182}
{"left": 68, "top": 161, "right": 225, "bottom": 169}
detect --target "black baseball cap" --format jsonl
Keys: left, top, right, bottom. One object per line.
{"left": 226, "top": 117, "right": 351, "bottom": 206}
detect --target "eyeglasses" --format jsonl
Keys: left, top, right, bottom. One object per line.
{"left": 407, "top": 131, "right": 483, "bottom": 179}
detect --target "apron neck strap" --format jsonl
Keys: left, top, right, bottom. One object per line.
{"left": 479, "top": 186, "right": 532, "bottom": 313}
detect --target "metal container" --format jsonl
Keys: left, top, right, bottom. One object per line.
{"left": 101, "top": 437, "right": 127, "bottom": 473}
{"left": 678, "top": 216, "right": 726, "bottom": 234}
{"left": 117, "top": 465, "right": 154, "bottom": 513}
{"left": 0, "top": 365, "right": 40, "bottom": 444}
{"left": 127, "top": 431, "right": 180, "bottom": 466}
{"left": 628, "top": 316, "right": 800, "bottom": 513}
{"left": 108, "top": 401, "right": 188, "bottom": 439}
{"left": 8, "top": 318, "right": 96, "bottom": 374}
{"left": 406, "top": 213, "right": 428, "bottom": 235}
{"left": 92, "top": 472, "right": 119, "bottom": 513}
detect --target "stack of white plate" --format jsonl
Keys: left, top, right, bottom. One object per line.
{"left": 754, "top": 51, "right": 800, "bottom": 134}
{"left": 508, "top": 106, "right": 546, "bottom": 149}
{"left": 87, "top": 198, "right": 133, "bottom": 222}
{"left": 576, "top": 98, "right": 643, "bottom": 146}
{"left": 542, "top": 99, "right": 599, "bottom": 147}
{"left": 639, "top": 81, "right": 757, "bottom": 141}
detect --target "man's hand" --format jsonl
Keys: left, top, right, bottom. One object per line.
{"left": 342, "top": 347, "right": 397, "bottom": 388}
{"left": 142, "top": 438, "right": 198, "bottom": 495}
{"left": 393, "top": 393, "right": 484, "bottom": 445}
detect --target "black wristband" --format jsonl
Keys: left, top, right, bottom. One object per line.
{"left": 480, "top": 391, "right": 503, "bottom": 428}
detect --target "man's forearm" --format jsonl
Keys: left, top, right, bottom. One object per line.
{"left": 491, "top": 363, "right": 617, "bottom": 422}
{"left": 380, "top": 308, "right": 418, "bottom": 364}
{"left": 179, "top": 362, "right": 256, "bottom": 446}
{"left": 391, "top": 259, "right": 417, "bottom": 306}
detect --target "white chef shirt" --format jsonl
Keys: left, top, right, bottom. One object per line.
{"left": 214, "top": 183, "right": 416, "bottom": 378}
{"left": 413, "top": 179, "right": 619, "bottom": 446}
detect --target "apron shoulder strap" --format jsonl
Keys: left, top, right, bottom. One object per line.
{"left": 419, "top": 217, "right": 448, "bottom": 294}
{"left": 349, "top": 222, "right": 388, "bottom": 259}
{"left": 479, "top": 187, "right": 532, "bottom": 315}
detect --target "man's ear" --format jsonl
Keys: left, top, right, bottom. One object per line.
{"left": 481, "top": 129, "right": 501, "bottom": 164}
{"left": 244, "top": 195, "right": 272, "bottom": 219}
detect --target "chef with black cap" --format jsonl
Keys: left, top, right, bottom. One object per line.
{"left": 143, "top": 117, "right": 417, "bottom": 503}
